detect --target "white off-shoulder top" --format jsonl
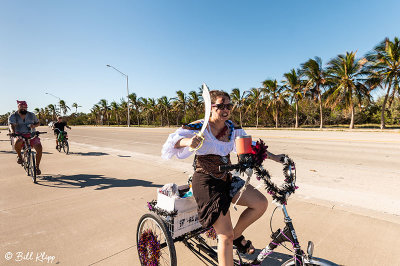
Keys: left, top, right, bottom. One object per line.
{"left": 161, "top": 120, "right": 247, "bottom": 160}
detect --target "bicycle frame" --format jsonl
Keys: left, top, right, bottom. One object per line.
{"left": 57, "top": 130, "right": 67, "bottom": 142}
{"left": 180, "top": 228, "right": 243, "bottom": 266}
{"left": 252, "top": 204, "right": 303, "bottom": 265}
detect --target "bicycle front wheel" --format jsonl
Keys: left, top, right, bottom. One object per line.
{"left": 136, "top": 213, "right": 176, "bottom": 266}
{"left": 30, "top": 153, "right": 37, "bottom": 183}
{"left": 282, "top": 256, "right": 339, "bottom": 266}
{"left": 22, "top": 151, "right": 29, "bottom": 172}
{"left": 63, "top": 141, "right": 69, "bottom": 154}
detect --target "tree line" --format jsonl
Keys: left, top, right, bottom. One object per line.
{"left": 1, "top": 37, "right": 399, "bottom": 129}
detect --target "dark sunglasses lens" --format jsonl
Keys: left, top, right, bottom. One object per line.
{"left": 216, "top": 103, "right": 233, "bottom": 110}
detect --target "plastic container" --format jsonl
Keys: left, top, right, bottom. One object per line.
{"left": 235, "top": 135, "right": 252, "bottom": 155}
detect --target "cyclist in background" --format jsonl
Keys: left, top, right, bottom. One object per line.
{"left": 52, "top": 116, "right": 71, "bottom": 149}
{"left": 8, "top": 100, "right": 43, "bottom": 175}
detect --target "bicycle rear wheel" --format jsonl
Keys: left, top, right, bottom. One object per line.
{"left": 136, "top": 213, "right": 176, "bottom": 266}
{"left": 282, "top": 256, "right": 339, "bottom": 266}
{"left": 63, "top": 141, "right": 69, "bottom": 154}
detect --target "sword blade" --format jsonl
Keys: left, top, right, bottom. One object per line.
{"left": 199, "top": 83, "right": 211, "bottom": 136}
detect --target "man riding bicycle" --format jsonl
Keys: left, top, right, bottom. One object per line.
{"left": 8, "top": 100, "right": 43, "bottom": 175}
{"left": 52, "top": 116, "right": 71, "bottom": 149}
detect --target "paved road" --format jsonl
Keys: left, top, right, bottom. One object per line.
{"left": 1, "top": 126, "right": 399, "bottom": 265}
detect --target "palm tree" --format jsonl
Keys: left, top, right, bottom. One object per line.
{"left": 128, "top": 93, "right": 141, "bottom": 126}
{"left": 43, "top": 107, "right": 51, "bottom": 122}
{"left": 283, "top": 69, "right": 304, "bottom": 128}
{"left": 188, "top": 90, "right": 202, "bottom": 121}
{"left": 98, "top": 99, "right": 110, "bottom": 125}
{"left": 139, "top": 97, "right": 151, "bottom": 125}
{"left": 158, "top": 96, "right": 171, "bottom": 126}
{"left": 59, "top": 100, "right": 70, "bottom": 116}
{"left": 325, "top": 51, "right": 369, "bottom": 129}
{"left": 47, "top": 104, "right": 57, "bottom": 120}
{"left": 110, "top": 101, "right": 120, "bottom": 125}
{"left": 173, "top": 90, "right": 187, "bottom": 124}
{"left": 366, "top": 37, "right": 400, "bottom": 129}
{"left": 262, "top": 79, "right": 287, "bottom": 128}
{"left": 230, "top": 88, "right": 247, "bottom": 127}
{"left": 91, "top": 104, "right": 101, "bottom": 125}
{"left": 33, "top": 108, "right": 42, "bottom": 124}
{"left": 119, "top": 99, "right": 128, "bottom": 125}
{"left": 71, "top": 102, "right": 82, "bottom": 114}
{"left": 300, "top": 57, "right": 326, "bottom": 129}
{"left": 147, "top": 98, "right": 157, "bottom": 125}
{"left": 246, "top": 88, "right": 263, "bottom": 128}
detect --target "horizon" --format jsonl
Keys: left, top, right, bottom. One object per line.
{"left": 1, "top": 0, "right": 399, "bottom": 115}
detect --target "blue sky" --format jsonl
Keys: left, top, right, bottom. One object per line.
{"left": 1, "top": 0, "right": 399, "bottom": 115}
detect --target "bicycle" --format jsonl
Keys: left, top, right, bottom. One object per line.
{"left": 8, "top": 131, "right": 47, "bottom": 184}
{"left": 56, "top": 130, "right": 69, "bottom": 154}
{"left": 136, "top": 145, "right": 338, "bottom": 265}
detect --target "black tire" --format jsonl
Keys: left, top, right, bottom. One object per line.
{"left": 63, "top": 141, "right": 69, "bottom": 154}
{"left": 282, "top": 257, "right": 339, "bottom": 266}
{"left": 56, "top": 143, "right": 61, "bottom": 152}
{"left": 21, "top": 151, "right": 29, "bottom": 171}
{"left": 30, "top": 152, "right": 37, "bottom": 183}
{"left": 23, "top": 150, "right": 29, "bottom": 174}
{"left": 136, "top": 213, "right": 177, "bottom": 266}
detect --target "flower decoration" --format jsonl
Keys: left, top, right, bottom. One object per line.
{"left": 147, "top": 200, "right": 177, "bottom": 217}
{"left": 251, "top": 140, "right": 268, "bottom": 166}
{"left": 138, "top": 229, "right": 161, "bottom": 266}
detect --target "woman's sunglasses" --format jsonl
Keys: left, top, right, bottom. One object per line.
{"left": 211, "top": 103, "right": 233, "bottom": 110}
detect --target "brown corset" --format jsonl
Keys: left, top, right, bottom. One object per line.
{"left": 194, "top": 154, "right": 231, "bottom": 180}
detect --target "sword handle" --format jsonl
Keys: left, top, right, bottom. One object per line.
{"left": 188, "top": 133, "right": 205, "bottom": 152}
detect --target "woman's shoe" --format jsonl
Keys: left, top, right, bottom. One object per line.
{"left": 233, "top": 235, "right": 255, "bottom": 254}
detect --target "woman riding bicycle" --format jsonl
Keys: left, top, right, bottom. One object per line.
{"left": 162, "top": 90, "right": 285, "bottom": 266}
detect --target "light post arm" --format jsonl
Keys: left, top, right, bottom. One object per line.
{"left": 45, "top": 92, "right": 61, "bottom": 117}
{"left": 106, "top": 64, "right": 131, "bottom": 127}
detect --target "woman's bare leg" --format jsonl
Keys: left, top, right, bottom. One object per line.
{"left": 212, "top": 210, "right": 234, "bottom": 266}
{"left": 232, "top": 185, "right": 268, "bottom": 249}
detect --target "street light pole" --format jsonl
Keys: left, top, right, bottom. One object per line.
{"left": 45, "top": 92, "right": 61, "bottom": 118}
{"left": 106, "top": 64, "right": 130, "bottom": 127}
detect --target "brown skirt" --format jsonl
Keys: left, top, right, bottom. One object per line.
{"left": 192, "top": 171, "right": 232, "bottom": 228}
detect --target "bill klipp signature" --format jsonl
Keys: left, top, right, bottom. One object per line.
{"left": 4, "top": 251, "right": 56, "bottom": 263}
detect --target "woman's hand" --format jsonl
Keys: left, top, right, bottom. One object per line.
{"left": 188, "top": 135, "right": 203, "bottom": 149}
{"left": 175, "top": 135, "right": 203, "bottom": 149}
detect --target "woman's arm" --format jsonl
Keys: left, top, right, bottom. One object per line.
{"left": 266, "top": 151, "right": 286, "bottom": 163}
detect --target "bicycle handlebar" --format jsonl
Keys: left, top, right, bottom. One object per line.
{"left": 8, "top": 131, "right": 47, "bottom": 139}
{"left": 219, "top": 164, "right": 240, "bottom": 172}
{"left": 219, "top": 163, "right": 253, "bottom": 172}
